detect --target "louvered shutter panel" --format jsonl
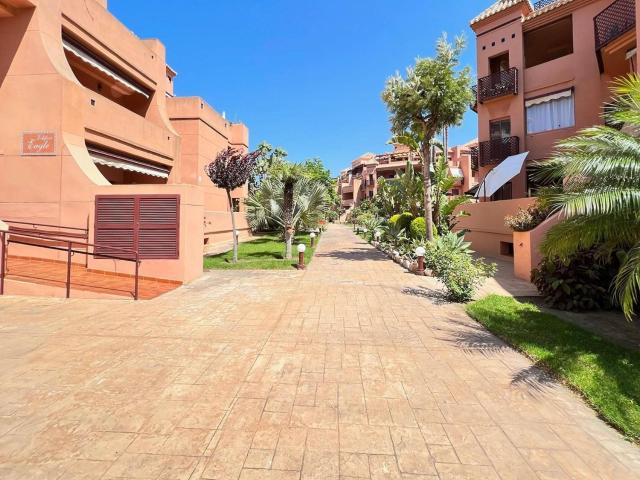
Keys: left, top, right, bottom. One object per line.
{"left": 95, "top": 195, "right": 180, "bottom": 260}
{"left": 138, "top": 196, "right": 179, "bottom": 259}
{"left": 95, "top": 196, "right": 136, "bottom": 259}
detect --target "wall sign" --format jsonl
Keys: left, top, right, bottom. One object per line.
{"left": 22, "top": 132, "right": 56, "bottom": 156}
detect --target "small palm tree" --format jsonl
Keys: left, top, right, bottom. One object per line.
{"left": 263, "top": 161, "right": 304, "bottom": 259}
{"left": 535, "top": 75, "right": 640, "bottom": 319}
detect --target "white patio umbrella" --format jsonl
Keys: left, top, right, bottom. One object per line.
{"left": 475, "top": 152, "right": 529, "bottom": 199}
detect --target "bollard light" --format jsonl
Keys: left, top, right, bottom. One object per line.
{"left": 374, "top": 230, "right": 381, "bottom": 240}
{"left": 310, "top": 232, "right": 316, "bottom": 247}
{"left": 415, "top": 246, "right": 426, "bottom": 275}
{"left": 297, "top": 243, "right": 307, "bottom": 270}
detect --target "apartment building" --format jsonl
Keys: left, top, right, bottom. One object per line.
{"left": 338, "top": 141, "right": 478, "bottom": 211}
{"left": 459, "top": 0, "right": 638, "bottom": 259}
{"left": 0, "top": 0, "right": 250, "bottom": 293}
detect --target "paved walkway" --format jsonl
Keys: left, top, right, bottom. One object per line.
{"left": 0, "top": 225, "right": 638, "bottom": 479}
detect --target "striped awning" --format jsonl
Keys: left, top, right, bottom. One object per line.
{"left": 525, "top": 89, "right": 572, "bottom": 107}
{"left": 89, "top": 148, "right": 170, "bottom": 179}
{"left": 63, "top": 38, "right": 150, "bottom": 99}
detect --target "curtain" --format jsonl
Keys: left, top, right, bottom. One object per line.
{"left": 526, "top": 95, "right": 575, "bottom": 134}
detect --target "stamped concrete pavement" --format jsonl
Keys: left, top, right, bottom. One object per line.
{"left": 0, "top": 224, "right": 638, "bottom": 479}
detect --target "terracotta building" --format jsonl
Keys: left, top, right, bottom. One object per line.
{"left": 458, "top": 0, "right": 638, "bottom": 263}
{"left": 0, "top": 0, "right": 251, "bottom": 296}
{"left": 338, "top": 141, "right": 479, "bottom": 212}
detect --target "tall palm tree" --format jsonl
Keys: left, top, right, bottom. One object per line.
{"left": 535, "top": 75, "right": 640, "bottom": 319}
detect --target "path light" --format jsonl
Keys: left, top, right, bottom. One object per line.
{"left": 415, "top": 246, "right": 426, "bottom": 276}
{"left": 297, "top": 243, "right": 306, "bottom": 270}
{"left": 310, "top": 232, "right": 316, "bottom": 248}
{"left": 374, "top": 230, "right": 381, "bottom": 241}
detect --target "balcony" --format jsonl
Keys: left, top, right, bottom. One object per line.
{"left": 471, "top": 85, "right": 478, "bottom": 113}
{"left": 594, "top": 0, "right": 635, "bottom": 50}
{"left": 477, "top": 68, "right": 518, "bottom": 103}
{"left": 479, "top": 136, "right": 519, "bottom": 167}
{"left": 469, "top": 146, "right": 479, "bottom": 172}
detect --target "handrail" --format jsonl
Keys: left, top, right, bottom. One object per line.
{"left": 0, "top": 230, "right": 140, "bottom": 300}
{"left": 6, "top": 219, "right": 90, "bottom": 267}
{"left": 5, "top": 220, "right": 88, "bottom": 233}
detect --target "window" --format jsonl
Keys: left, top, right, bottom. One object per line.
{"left": 526, "top": 90, "right": 575, "bottom": 134}
{"left": 232, "top": 198, "right": 241, "bottom": 212}
{"left": 524, "top": 16, "right": 573, "bottom": 68}
{"left": 489, "top": 53, "right": 509, "bottom": 74}
{"left": 490, "top": 118, "right": 511, "bottom": 139}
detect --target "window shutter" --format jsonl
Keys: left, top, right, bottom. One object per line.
{"left": 138, "top": 196, "right": 180, "bottom": 259}
{"left": 94, "top": 195, "right": 180, "bottom": 260}
{"left": 95, "top": 196, "right": 136, "bottom": 258}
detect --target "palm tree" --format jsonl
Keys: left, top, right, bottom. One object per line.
{"left": 246, "top": 176, "right": 328, "bottom": 257}
{"left": 534, "top": 75, "right": 640, "bottom": 319}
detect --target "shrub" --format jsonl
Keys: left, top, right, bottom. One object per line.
{"left": 425, "top": 235, "right": 495, "bottom": 302}
{"left": 531, "top": 248, "right": 620, "bottom": 311}
{"left": 505, "top": 201, "right": 551, "bottom": 232}
{"left": 410, "top": 217, "right": 426, "bottom": 239}
{"left": 389, "top": 212, "right": 413, "bottom": 231}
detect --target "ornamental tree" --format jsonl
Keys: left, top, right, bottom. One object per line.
{"left": 382, "top": 34, "right": 472, "bottom": 240}
{"left": 205, "top": 147, "right": 259, "bottom": 263}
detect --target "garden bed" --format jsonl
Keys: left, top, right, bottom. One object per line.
{"left": 204, "top": 232, "right": 318, "bottom": 270}
{"left": 466, "top": 295, "right": 640, "bottom": 442}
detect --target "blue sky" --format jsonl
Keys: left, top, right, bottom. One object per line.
{"left": 110, "top": 0, "right": 481, "bottom": 175}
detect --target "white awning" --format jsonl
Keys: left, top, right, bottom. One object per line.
{"left": 475, "top": 152, "right": 529, "bottom": 199}
{"left": 525, "top": 89, "right": 572, "bottom": 107}
{"left": 449, "top": 167, "right": 464, "bottom": 178}
{"left": 90, "top": 149, "right": 170, "bottom": 179}
{"left": 63, "top": 39, "right": 150, "bottom": 99}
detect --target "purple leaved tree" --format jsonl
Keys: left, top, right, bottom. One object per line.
{"left": 204, "top": 147, "right": 259, "bottom": 263}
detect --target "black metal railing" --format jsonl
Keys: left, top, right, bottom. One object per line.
{"left": 594, "top": 0, "right": 635, "bottom": 50}
{"left": 479, "top": 136, "right": 519, "bottom": 167}
{"left": 477, "top": 68, "right": 518, "bottom": 103}
{"left": 533, "top": 0, "right": 560, "bottom": 10}
{"left": 469, "top": 146, "right": 479, "bottom": 171}
{"left": 471, "top": 85, "right": 478, "bottom": 112}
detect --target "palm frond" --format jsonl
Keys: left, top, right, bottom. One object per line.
{"left": 612, "top": 242, "right": 640, "bottom": 319}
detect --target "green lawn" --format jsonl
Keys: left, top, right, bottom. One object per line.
{"left": 466, "top": 295, "right": 640, "bottom": 442}
{"left": 204, "top": 232, "right": 318, "bottom": 270}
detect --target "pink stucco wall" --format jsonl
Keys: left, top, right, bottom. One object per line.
{"left": 0, "top": 0, "right": 250, "bottom": 284}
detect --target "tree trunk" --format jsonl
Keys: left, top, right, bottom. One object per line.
{"left": 226, "top": 189, "right": 238, "bottom": 263}
{"left": 283, "top": 180, "right": 294, "bottom": 260}
{"left": 432, "top": 127, "right": 448, "bottom": 232}
{"left": 421, "top": 137, "right": 434, "bottom": 241}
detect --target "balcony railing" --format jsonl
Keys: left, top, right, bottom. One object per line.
{"left": 477, "top": 67, "right": 518, "bottom": 103}
{"left": 469, "top": 146, "right": 479, "bottom": 172}
{"left": 471, "top": 85, "right": 478, "bottom": 112}
{"left": 594, "top": 0, "right": 635, "bottom": 50}
{"left": 533, "top": 0, "right": 560, "bottom": 10}
{"left": 479, "top": 136, "right": 519, "bottom": 167}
